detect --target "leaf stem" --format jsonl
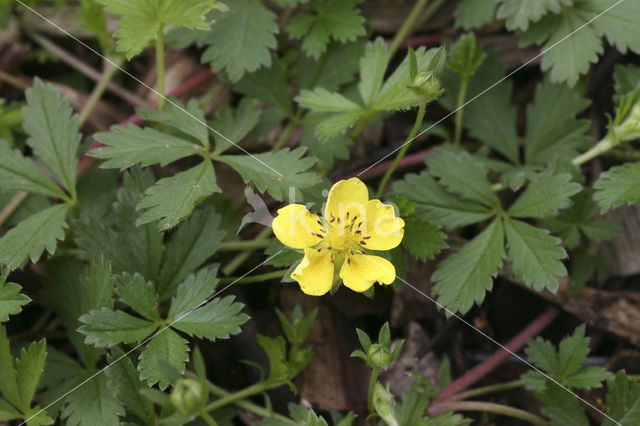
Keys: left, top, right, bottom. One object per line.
{"left": 0, "top": 191, "right": 29, "bottom": 227}
{"left": 367, "top": 368, "right": 379, "bottom": 424}
{"left": 388, "top": 0, "right": 430, "bottom": 57}
{"left": 155, "top": 25, "right": 166, "bottom": 111}
{"left": 222, "top": 227, "right": 273, "bottom": 276}
{"left": 220, "top": 269, "right": 287, "bottom": 284}
{"left": 78, "top": 57, "right": 123, "bottom": 126}
{"left": 203, "top": 382, "right": 265, "bottom": 412}
{"left": 571, "top": 134, "right": 615, "bottom": 167}
{"left": 376, "top": 100, "right": 427, "bottom": 197}
{"left": 431, "top": 400, "right": 549, "bottom": 425}
{"left": 273, "top": 112, "right": 301, "bottom": 151}
{"left": 218, "top": 239, "right": 273, "bottom": 251}
{"left": 200, "top": 411, "right": 219, "bottom": 426}
{"left": 453, "top": 78, "right": 468, "bottom": 147}
{"left": 452, "top": 379, "right": 526, "bottom": 401}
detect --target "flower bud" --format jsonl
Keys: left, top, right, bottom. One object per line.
{"left": 170, "top": 378, "right": 205, "bottom": 416}
{"left": 408, "top": 71, "right": 443, "bottom": 102}
{"left": 367, "top": 343, "right": 393, "bottom": 370}
{"left": 373, "top": 383, "right": 398, "bottom": 426}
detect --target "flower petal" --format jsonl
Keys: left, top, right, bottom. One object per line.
{"left": 339, "top": 253, "right": 396, "bottom": 293}
{"left": 324, "top": 178, "right": 369, "bottom": 223}
{"left": 272, "top": 204, "right": 324, "bottom": 249}
{"left": 291, "top": 248, "right": 335, "bottom": 295}
{"left": 360, "top": 200, "right": 405, "bottom": 250}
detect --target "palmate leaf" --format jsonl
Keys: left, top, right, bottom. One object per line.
{"left": 537, "top": 381, "right": 589, "bottom": 426}
{"left": 0, "top": 141, "right": 67, "bottom": 199}
{"left": 98, "top": 0, "right": 218, "bottom": 58}
{"left": 15, "top": 339, "right": 47, "bottom": 411}
{"left": 168, "top": 266, "right": 219, "bottom": 318}
{"left": 138, "top": 328, "right": 189, "bottom": 390}
{"left": 115, "top": 273, "right": 160, "bottom": 321}
{"left": 202, "top": 0, "right": 278, "bottom": 82}
{"left": 171, "top": 295, "right": 249, "bottom": 340}
{"left": 594, "top": 162, "right": 640, "bottom": 212}
{"left": 497, "top": 0, "right": 572, "bottom": 31}
{"left": 136, "top": 161, "right": 221, "bottom": 230}
{"left": 613, "top": 64, "right": 640, "bottom": 102}
{"left": 138, "top": 98, "right": 208, "bottom": 146}
{"left": 508, "top": 172, "right": 582, "bottom": 219}
{"left": 604, "top": 372, "right": 640, "bottom": 426}
{"left": 78, "top": 308, "right": 157, "bottom": 347}
{"left": 401, "top": 219, "right": 447, "bottom": 261}
{"left": 0, "top": 326, "right": 20, "bottom": 408}
{"left": 454, "top": 0, "right": 499, "bottom": 30}
{"left": 0, "top": 282, "right": 30, "bottom": 323}
{"left": 218, "top": 147, "right": 319, "bottom": 200}
{"left": 210, "top": 98, "right": 263, "bottom": 153}
{"left": 22, "top": 79, "right": 81, "bottom": 194}
{"left": 432, "top": 219, "right": 505, "bottom": 315}
{"left": 61, "top": 375, "right": 123, "bottom": 426}
{"left": 295, "top": 41, "right": 362, "bottom": 92}
{"left": 446, "top": 33, "right": 486, "bottom": 79}
{"left": 235, "top": 58, "right": 293, "bottom": 116}
{"left": 0, "top": 204, "right": 68, "bottom": 271}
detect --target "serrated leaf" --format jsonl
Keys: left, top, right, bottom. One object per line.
{"left": 78, "top": 308, "right": 157, "bottom": 347}
{"left": 604, "top": 372, "right": 640, "bottom": 426}
{"left": 295, "top": 41, "right": 362, "bottom": 91}
{"left": 171, "top": 295, "right": 249, "bottom": 340}
{"left": 401, "top": 219, "right": 447, "bottom": 261}
{"left": 218, "top": 147, "right": 319, "bottom": 200}
{"left": 497, "top": 0, "right": 572, "bottom": 31}
{"left": 287, "top": 0, "right": 365, "bottom": 59}
{"left": 105, "top": 347, "right": 155, "bottom": 426}
{"left": 91, "top": 124, "right": 204, "bottom": 169}
{"left": 201, "top": 0, "right": 278, "bottom": 82}
{"left": 447, "top": 33, "right": 486, "bottom": 79}
{"left": 455, "top": 0, "right": 499, "bottom": 29}
{"left": 613, "top": 64, "right": 640, "bottom": 102}
{"left": 138, "top": 328, "right": 189, "bottom": 390}
{"left": 537, "top": 381, "right": 589, "bottom": 426}
{"left": 210, "top": 98, "right": 263, "bottom": 153}
{"left": 61, "top": 374, "right": 123, "bottom": 426}
{"left": 168, "top": 265, "right": 219, "bottom": 318}
{"left": 22, "top": 79, "right": 80, "bottom": 193}
{"left": 432, "top": 219, "right": 505, "bottom": 315}
{"left": 256, "top": 335, "right": 290, "bottom": 385}
{"left": 235, "top": 58, "right": 293, "bottom": 115}
{"left": 138, "top": 98, "right": 208, "bottom": 146}
{"left": 297, "top": 88, "right": 362, "bottom": 112}
{"left": 0, "top": 282, "right": 30, "bottom": 323}
{"left": 99, "top": 0, "right": 217, "bottom": 58}
{"left": 159, "top": 207, "right": 225, "bottom": 300}
{"left": 594, "top": 162, "right": 640, "bottom": 212}
{"left": 300, "top": 127, "right": 352, "bottom": 168}
{"left": 524, "top": 78, "right": 591, "bottom": 164}
{"left": 508, "top": 172, "right": 582, "bottom": 219}
{"left": 0, "top": 204, "right": 68, "bottom": 271}
{"left": 392, "top": 173, "right": 494, "bottom": 230}
{"left": 0, "top": 399, "right": 20, "bottom": 421}
{"left": 0, "top": 141, "right": 67, "bottom": 199}
{"left": 115, "top": 273, "right": 160, "bottom": 321}
{"left": 426, "top": 150, "right": 500, "bottom": 208}
{"left": 136, "top": 161, "right": 221, "bottom": 230}
{"left": 357, "top": 37, "right": 388, "bottom": 106}
{"left": 77, "top": 0, "right": 113, "bottom": 51}
{"left": 15, "top": 339, "right": 47, "bottom": 411}
{"left": 504, "top": 218, "right": 566, "bottom": 292}
{"left": 586, "top": 0, "right": 640, "bottom": 55}
{"left": 0, "top": 326, "right": 19, "bottom": 408}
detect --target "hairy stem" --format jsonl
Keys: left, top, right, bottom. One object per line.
{"left": 376, "top": 101, "right": 426, "bottom": 197}
{"left": 430, "top": 401, "right": 549, "bottom": 425}
{"left": 78, "top": 58, "right": 123, "bottom": 126}
{"left": 368, "top": 368, "right": 379, "bottom": 424}
{"left": 388, "top": 0, "right": 430, "bottom": 57}
{"left": 220, "top": 269, "right": 287, "bottom": 284}
{"left": 222, "top": 227, "right": 273, "bottom": 276}
{"left": 155, "top": 25, "right": 166, "bottom": 111}
{"left": 207, "top": 382, "right": 296, "bottom": 424}
{"left": 453, "top": 78, "right": 468, "bottom": 146}
{"left": 571, "top": 134, "right": 615, "bottom": 167}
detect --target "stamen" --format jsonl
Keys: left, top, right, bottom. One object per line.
{"left": 360, "top": 250, "right": 366, "bottom": 255}
{"left": 351, "top": 215, "right": 358, "bottom": 223}
{"left": 355, "top": 230, "right": 362, "bottom": 234}
{"left": 310, "top": 232, "right": 324, "bottom": 239}
{"left": 350, "top": 249, "right": 355, "bottom": 255}
{"left": 363, "top": 236, "right": 371, "bottom": 240}
{"left": 317, "top": 220, "right": 323, "bottom": 226}
{"left": 347, "top": 258, "right": 351, "bottom": 265}
{"left": 360, "top": 241, "right": 367, "bottom": 245}
{"left": 317, "top": 248, "right": 322, "bottom": 252}
{"left": 346, "top": 212, "right": 350, "bottom": 220}
{"left": 358, "top": 221, "right": 363, "bottom": 228}
{"left": 330, "top": 214, "right": 335, "bottom": 222}
{"left": 331, "top": 255, "right": 335, "bottom": 263}
{"left": 337, "top": 217, "right": 342, "bottom": 225}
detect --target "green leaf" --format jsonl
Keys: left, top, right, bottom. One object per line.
{"left": 432, "top": 219, "right": 505, "bottom": 315}
{"left": 295, "top": 41, "right": 362, "bottom": 91}
{"left": 138, "top": 98, "right": 208, "bottom": 146}
{"left": 105, "top": 347, "right": 155, "bottom": 426}
{"left": 300, "top": 128, "right": 352, "bottom": 168}
{"left": 613, "top": 64, "right": 640, "bottom": 102}
{"left": 77, "top": 0, "right": 113, "bottom": 51}
{"left": 0, "top": 399, "right": 20, "bottom": 421}
{"left": 171, "top": 295, "right": 249, "bottom": 341}
{"left": 455, "top": 0, "right": 499, "bottom": 29}
{"left": 168, "top": 265, "right": 219, "bottom": 318}
{"left": 61, "top": 374, "right": 123, "bottom": 426}
{"left": 0, "top": 204, "right": 68, "bottom": 271}
{"left": 0, "top": 141, "right": 67, "bottom": 199}
{"left": 138, "top": 328, "right": 189, "bottom": 390}
{"left": 426, "top": 150, "right": 500, "bottom": 208}
{"left": 98, "top": 0, "right": 218, "bottom": 58}
{"left": 78, "top": 308, "right": 157, "bottom": 347}
{"left": 15, "top": 339, "right": 47, "bottom": 410}
{"left": 115, "top": 273, "right": 160, "bottom": 321}
{"left": 218, "top": 147, "right": 320, "bottom": 200}
{"left": 136, "top": 161, "right": 220, "bottom": 230}
{"left": 537, "top": 381, "right": 589, "bottom": 426}
{"left": 91, "top": 124, "right": 203, "bottom": 168}
{"left": 594, "top": 162, "right": 640, "bottom": 212}
{"left": 604, "top": 372, "right": 640, "bottom": 426}
{"left": 210, "top": 98, "right": 263, "bottom": 153}
{"left": 201, "top": 0, "right": 278, "bottom": 82}
{"left": 159, "top": 207, "right": 225, "bottom": 300}
{"left": 0, "top": 326, "right": 20, "bottom": 408}
{"left": 256, "top": 335, "right": 290, "bottom": 385}
{"left": 357, "top": 37, "right": 388, "bottom": 106}
{"left": 401, "top": 219, "right": 447, "bottom": 261}
{"left": 497, "top": 0, "right": 572, "bottom": 31}
{"left": 22, "top": 79, "right": 80, "bottom": 193}
{"left": 586, "top": 0, "right": 640, "bottom": 55}
{"left": 392, "top": 173, "right": 494, "bottom": 230}
{"left": 287, "top": 0, "right": 365, "bottom": 59}
{"left": 235, "top": 59, "right": 293, "bottom": 115}
{"left": 0, "top": 282, "right": 30, "bottom": 323}
{"left": 297, "top": 88, "right": 362, "bottom": 112}
{"left": 264, "top": 240, "right": 303, "bottom": 267}
{"left": 524, "top": 78, "right": 591, "bottom": 164}
{"left": 446, "top": 33, "right": 486, "bottom": 79}
{"left": 508, "top": 172, "right": 582, "bottom": 219}
{"left": 504, "top": 218, "right": 567, "bottom": 292}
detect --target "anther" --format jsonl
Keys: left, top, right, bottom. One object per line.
{"left": 351, "top": 215, "right": 358, "bottom": 223}
{"left": 347, "top": 258, "right": 351, "bottom": 265}
{"left": 317, "top": 220, "right": 323, "bottom": 226}
{"left": 355, "top": 230, "right": 362, "bottom": 234}
{"left": 363, "top": 236, "right": 371, "bottom": 240}
{"left": 337, "top": 217, "right": 342, "bottom": 224}
{"left": 346, "top": 212, "right": 350, "bottom": 220}
{"left": 310, "top": 232, "right": 324, "bottom": 238}
{"left": 358, "top": 221, "right": 363, "bottom": 228}
{"left": 360, "top": 241, "right": 367, "bottom": 245}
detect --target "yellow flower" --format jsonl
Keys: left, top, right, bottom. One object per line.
{"left": 272, "top": 178, "right": 405, "bottom": 295}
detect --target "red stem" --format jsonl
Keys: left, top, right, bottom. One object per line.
{"left": 76, "top": 69, "right": 215, "bottom": 176}
{"left": 435, "top": 306, "right": 559, "bottom": 403}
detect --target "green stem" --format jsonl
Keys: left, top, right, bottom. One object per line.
{"left": 0, "top": 191, "right": 28, "bottom": 227}
{"left": 453, "top": 78, "right": 468, "bottom": 147}
{"left": 78, "top": 57, "right": 123, "bottom": 126}
{"left": 218, "top": 239, "right": 272, "bottom": 251}
{"left": 222, "top": 227, "right": 273, "bottom": 276}
{"left": 388, "top": 0, "right": 430, "bottom": 57}
{"left": 571, "top": 134, "right": 615, "bottom": 167}
{"left": 200, "top": 411, "right": 219, "bottom": 426}
{"left": 207, "top": 382, "right": 296, "bottom": 424}
{"left": 155, "top": 25, "right": 166, "bottom": 111}
{"left": 220, "top": 269, "right": 288, "bottom": 284}
{"left": 204, "top": 383, "right": 266, "bottom": 413}
{"left": 367, "top": 369, "right": 379, "bottom": 423}
{"left": 452, "top": 379, "right": 526, "bottom": 401}
{"left": 273, "top": 121, "right": 296, "bottom": 151}
{"left": 434, "top": 401, "right": 549, "bottom": 425}
{"left": 350, "top": 116, "right": 370, "bottom": 140}
{"left": 376, "top": 101, "right": 427, "bottom": 198}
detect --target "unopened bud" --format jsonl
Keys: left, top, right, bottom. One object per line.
{"left": 170, "top": 379, "right": 205, "bottom": 416}
{"left": 408, "top": 72, "right": 443, "bottom": 102}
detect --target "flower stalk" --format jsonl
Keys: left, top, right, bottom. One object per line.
{"left": 156, "top": 24, "right": 166, "bottom": 111}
